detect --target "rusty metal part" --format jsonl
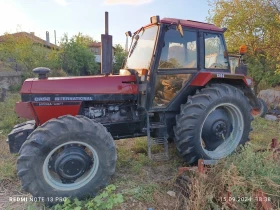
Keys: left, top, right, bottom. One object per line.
{"left": 271, "top": 138, "right": 278, "bottom": 149}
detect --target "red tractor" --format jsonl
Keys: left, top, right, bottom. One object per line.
{"left": 8, "top": 15, "right": 262, "bottom": 203}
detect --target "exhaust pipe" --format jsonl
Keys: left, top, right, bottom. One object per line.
{"left": 101, "top": 11, "right": 113, "bottom": 75}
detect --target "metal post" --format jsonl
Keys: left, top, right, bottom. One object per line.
{"left": 46, "top": 31, "right": 50, "bottom": 46}
{"left": 54, "top": 30, "right": 57, "bottom": 45}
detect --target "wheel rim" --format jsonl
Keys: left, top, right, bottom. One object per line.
{"left": 43, "top": 141, "right": 99, "bottom": 191}
{"left": 200, "top": 103, "right": 244, "bottom": 159}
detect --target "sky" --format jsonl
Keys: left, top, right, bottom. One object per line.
{"left": 0, "top": 0, "right": 211, "bottom": 47}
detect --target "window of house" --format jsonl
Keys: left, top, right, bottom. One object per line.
{"left": 204, "top": 33, "right": 229, "bottom": 69}
{"left": 158, "top": 29, "right": 197, "bottom": 69}
{"left": 95, "top": 48, "right": 99, "bottom": 54}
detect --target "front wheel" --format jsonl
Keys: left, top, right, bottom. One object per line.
{"left": 174, "top": 84, "right": 253, "bottom": 164}
{"left": 17, "top": 115, "right": 117, "bottom": 205}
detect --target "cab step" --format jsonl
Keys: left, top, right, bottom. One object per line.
{"left": 146, "top": 114, "right": 169, "bottom": 161}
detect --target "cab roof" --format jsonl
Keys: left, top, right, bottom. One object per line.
{"left": 161, "top": 18, "right": 224, "bottom": 32}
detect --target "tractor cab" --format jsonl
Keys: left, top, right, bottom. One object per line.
{"left": 121, "top": 16, "right": 235, "bottom": 110}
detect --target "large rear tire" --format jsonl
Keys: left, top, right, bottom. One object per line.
{"left": 17, "top": 115, "right": 117, "bottom": 205}
{"left": 174, "top": 84, "right": 253, "bottom": 164}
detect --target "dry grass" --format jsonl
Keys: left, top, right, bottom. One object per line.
{"left": 113, "top": 138, "right": 183, "bottom": 210}
{"left": 0, "top": 93, "right": 22, "bottom": 181}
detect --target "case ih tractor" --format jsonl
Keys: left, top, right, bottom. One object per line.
{"left": 8, "top": 15, "right": 262, "bottom": 203}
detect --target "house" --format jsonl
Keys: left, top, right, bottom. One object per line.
{"left": 0, "top": 32, "right": 59, "bottom": 50}
{"left": 88, "top": 42, "right": 115, "bottom": 64}
{"left": 0, "top": 32, "right": 59, "bottom": 72}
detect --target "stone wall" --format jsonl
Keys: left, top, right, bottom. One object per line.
{"left": 0, "top": 71, "right": 22, "bottom": 89}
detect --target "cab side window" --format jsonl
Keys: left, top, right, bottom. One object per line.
{"left": 159, "top": 29, "right": 197, "bottom": 69}
{"left": 204, "top": 33, "right": 229, "bottom": 69}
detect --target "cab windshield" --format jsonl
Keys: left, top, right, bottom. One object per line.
{"left": 125, "top": 25, "right": 158, "bottom": 69}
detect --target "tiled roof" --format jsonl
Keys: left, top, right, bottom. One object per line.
{"left": 88, "top": 42, "right": 116, "bottom": 49}
{"left": 88, "top": 42, "right": 102, "bottom": 48}
{"left": 0, "top": 32, "right": 59, "bottom": 49}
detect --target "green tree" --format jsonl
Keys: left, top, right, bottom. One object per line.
{"left": 113, "top": 44, "right": 127, "bottom": 74}
{"left": 60, "top": 33, "right": 99, "bottom": 76}
{"left": 0, "top": 33, "right": 62, "bottom": 78}
{"left": 208, "top": 0, "right": 280, "bottom": 91}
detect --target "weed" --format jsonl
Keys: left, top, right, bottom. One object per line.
{"left": 132, "top": 137, "right": 148, "bottom": 154}
{"left": 250, "top": 118, "right": 280, "bottom": 146}
{"left": 116, "top": 145, "right": 133, "bottom": 168}
{"left": 9, "top": 84, "right": 22, "bottom": 93}
{"left": 131, "top": 153, "right": 151, "bottom": 173}
{"left": 0, "top": 93, "right": 23, "bottom": 134}
{"left": 54, "top": 185, "right": 123, "bottom": 210}
{"left": 132, "top": 183, "right": 159, "bottom": 203}
{"left": 0, "top": 156, "right": 17, "bottom": 180}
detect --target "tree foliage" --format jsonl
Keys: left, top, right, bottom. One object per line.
{"left": 59, "top": 33, "right": 99, "bottom": 76}
{"left": 208, "top": 0, "right": 280, "bottom": 91}
{"left": 113, "top": 44, "right": 127, "bottom": 74}
{"left": 0, "top": 34, "right": 61, "bottom": 78}
{"left": 0, "top": 32, "right": 100, "bottom": 77}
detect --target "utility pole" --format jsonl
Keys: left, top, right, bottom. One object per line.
{"left": 54, "top": 30, "right": 57, "bottom": 45}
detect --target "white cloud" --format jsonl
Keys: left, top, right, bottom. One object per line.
{"left": 104, "top": 0, "right": 153, "bottom": 5}
{"left": 54, "top": 0, "right": 69, "bottom": 6}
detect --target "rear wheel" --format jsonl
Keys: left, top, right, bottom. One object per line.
{"left": 252, "top": 98, "right": 267, "bottom": 118}
{"left": 174, "top": 84, "right": 253, "bottom": 164}
{"left": 17, "top": 115, "right": 116, "bottom": 205}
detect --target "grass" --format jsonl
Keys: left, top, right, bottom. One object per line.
{"left": 0, "top": 93, "right": 23, "bottom": 181}
{"left": 0, "top": 92, "right": 279, "bottom": 209}
{"left": 0, "top": 93, "right": 24, "bottom": 134}
{"left": 250, "top": 117, "right": 280, "bottom": 146}
{"left": 184, "top": 145, "right": 280, "bottom": 209}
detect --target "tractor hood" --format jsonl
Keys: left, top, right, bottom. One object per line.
{"left": 20, "top": 75, "right": 138, "bottom": 95}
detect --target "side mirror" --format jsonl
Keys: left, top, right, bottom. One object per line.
{"left": 176, "top": 20, "right": 184, "bottom": 37}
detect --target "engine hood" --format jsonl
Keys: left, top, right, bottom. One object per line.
{"left": 20, "top": 75, "right": 138, "bottom": 95}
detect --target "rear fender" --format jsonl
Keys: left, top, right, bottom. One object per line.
{"left": 190, "top": 72, "right": 260, "bottom": 109}
{"left": 190, "top": 72, "right": 253, "bottom": 87}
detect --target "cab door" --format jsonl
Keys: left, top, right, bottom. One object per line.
{"left": 148, "top": 26, "right": 200, "bottom": 111}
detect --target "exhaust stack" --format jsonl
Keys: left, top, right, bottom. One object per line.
{"left": 46, "top": 31, "right": 50, "bottom": 46}
{"left": 101, "top": 11, "right": 113, "bottom": 75}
